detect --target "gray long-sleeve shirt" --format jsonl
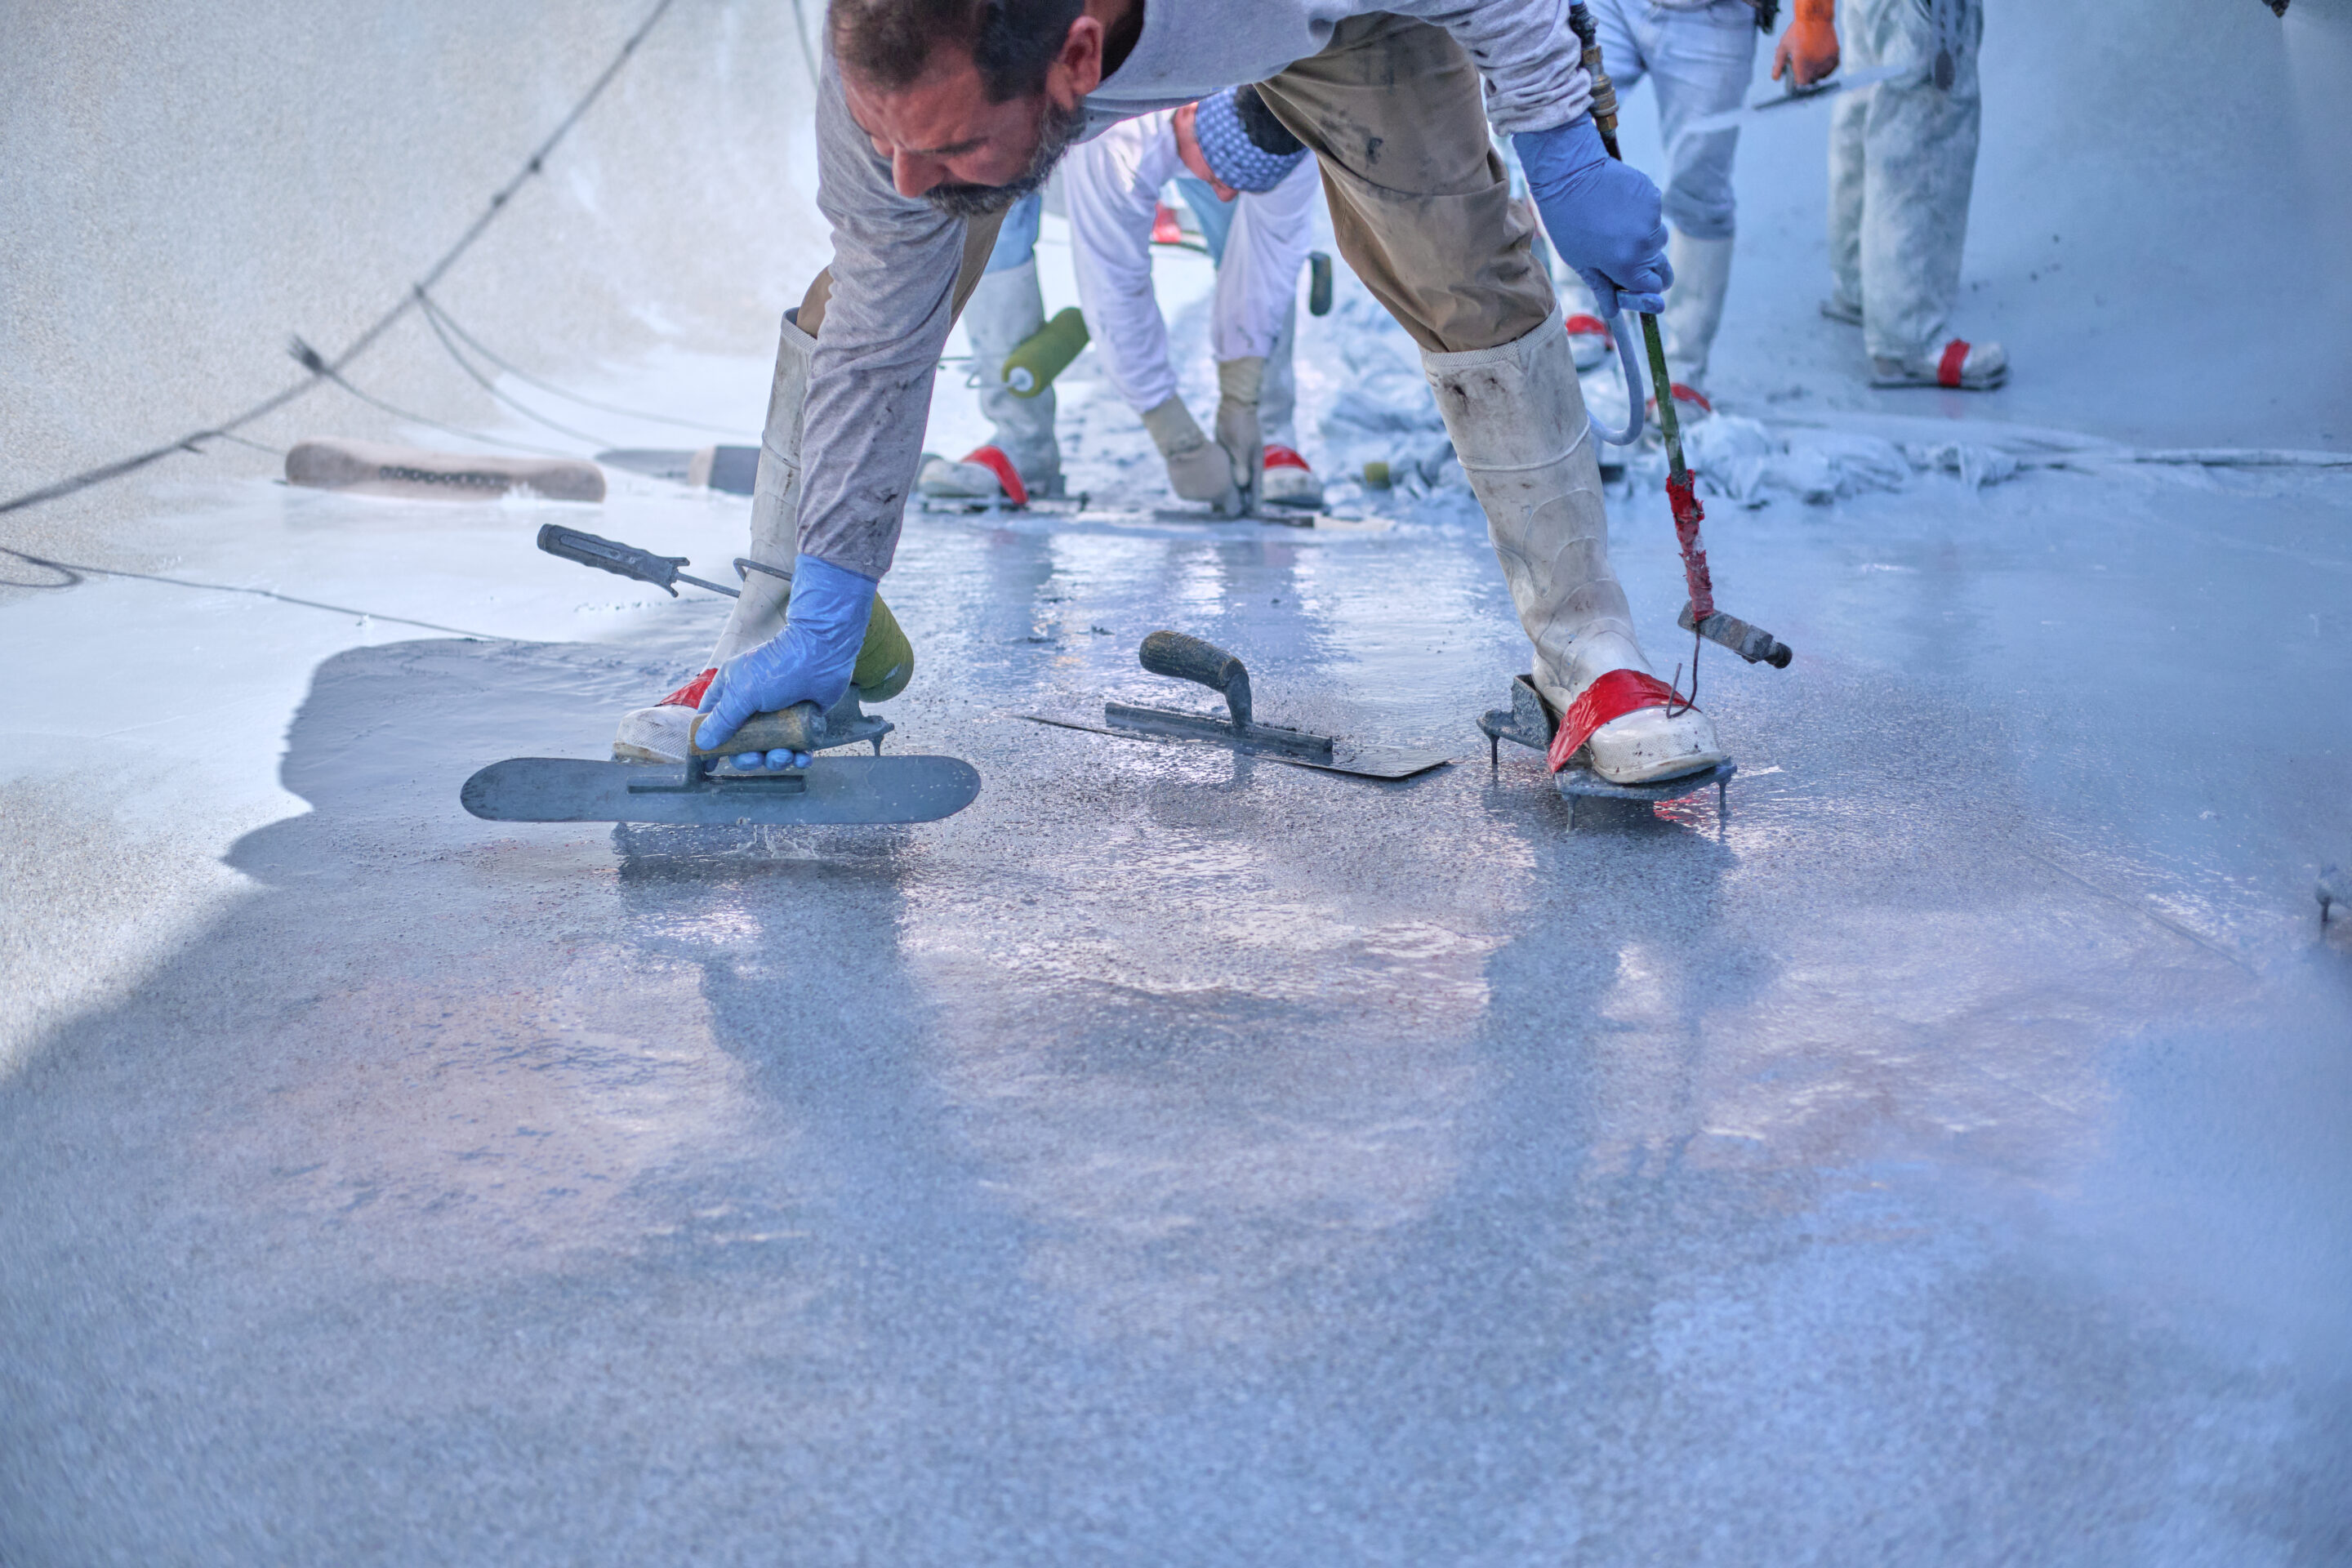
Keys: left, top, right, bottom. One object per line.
{"left": 799, "top": 0, "right": 1594, "bottom": 579}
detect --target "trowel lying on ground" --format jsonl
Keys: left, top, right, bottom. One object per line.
{"left": 1025, "top": 630, "right": 1452, "bottom": 781}
{"left": 459, "top": 525, "right": 980, "bottom": 826}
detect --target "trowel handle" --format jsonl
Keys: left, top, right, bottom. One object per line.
{"left": 537, "top": 523, "right": 685, "bottom": 595}
{"left": 1678, "top": 603, "right": 1793, "bottom": 668}
{"left": 690, "top": 702, "right": 826, "bottom": 756}
{"left": 1140, "top": 630, "right": 1253, "bottom": 728}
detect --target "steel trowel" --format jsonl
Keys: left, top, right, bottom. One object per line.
{"left": 1026, "top": 631, "right": 1452, "bottom": 781}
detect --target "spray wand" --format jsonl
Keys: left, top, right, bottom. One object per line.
{"left": 1566, "top": 3, "right": 1793, "bottom": 676}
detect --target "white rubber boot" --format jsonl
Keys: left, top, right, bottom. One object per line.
{"left": 1869, "top": 336, "right": 2008, "bottom": 390}
{"left": 918, "top": 257, "right": 1062, "bottom": 503}
{"left": 1260, "top": 445, "right": 1323, "bottom": 508}
{"left": 1661, "top": 229, "right": 1733, "bottom": 397}
{"left": 613, "top": 309, "right": 813, "bottom": 763}
{"left": 1423, "top": 306, "right": 1727, "bottom": 785}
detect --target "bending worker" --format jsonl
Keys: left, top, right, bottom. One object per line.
{"left": 916, "top": 85, "right": 1325, "bottom": 512}
{"left": 640, "top": 0, "right": 1727, "bottom": 788}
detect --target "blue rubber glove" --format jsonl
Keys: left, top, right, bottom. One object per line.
{"left": 694, "top": 553, "right": 878, "bottom": 761}
{"left": 1513, "top": 117, "right": 1672, "bottom": 318}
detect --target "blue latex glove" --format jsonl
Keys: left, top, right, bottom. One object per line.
{"left": 694, "top": 553, "right": 878, "bottom": 763}
{"left": 1513, "top": 118, "right": 1672, "bottom": 318}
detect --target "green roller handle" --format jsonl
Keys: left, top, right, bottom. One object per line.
{"left": 1001, "top": 306, "right": 1089, "bottom": 398}
{"left": 1307, "top": 252, "right": 1334, "bottom": 317}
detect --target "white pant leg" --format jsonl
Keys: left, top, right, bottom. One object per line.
{"left": 1583, "top": 0, "right": 1650, "bottom": 102}
{"left": 1648, "top": 2, "right": 1757, "bottom": 243}
{"left": 1208, "top": 154, "right": 1319, "bottom": 365}
{"left": 1847, "top": 0, "right": 1984, "bottom": 361}
{"left": 1260, "top": 296, "right": 1300, "bottom": 452}
{"left": 1064, "top": 111, "right": 1187, "bottom": 416}
{"left": 1827, "top": 87, "right": 1868, "bottom": 314}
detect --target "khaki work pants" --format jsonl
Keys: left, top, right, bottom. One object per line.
{"left": 802, "top": 15, "right": 1553, "bottom": 357}
{"left": 1257, "top": 14, "right": 1557, "bottom": 354}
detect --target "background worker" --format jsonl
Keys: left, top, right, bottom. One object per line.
{"left": 1065, "top": 85, "right": 1323, "bottom": 513}
{"left": 679, "top": 0, "right": 1729, "bottom": 789}
{"left": 1780, "top": 0, "right": 2009, "bottom": 388}
{"left": 914, "top": 189, "right": 1067, "bottom": 504}
{"left": 918, "top": 85, "right": 1325, "bottom": 511}
{"left": 1569, "top": 0, "right": 1775, "bottom": 420}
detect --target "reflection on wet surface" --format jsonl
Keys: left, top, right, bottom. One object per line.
{"left": 4, "top": 471, "right": 2350, "bottom": 1562}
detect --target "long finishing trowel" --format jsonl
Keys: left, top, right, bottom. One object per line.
{"left": 1026, "top": 631, "right": 1452, "bottom": 781}
{"left": 460, "top": 525, "right": 981, "bottom": 826}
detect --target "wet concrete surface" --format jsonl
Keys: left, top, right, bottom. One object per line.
{"left": 5, "top": 461, "right": 2350, "bottom": 1563}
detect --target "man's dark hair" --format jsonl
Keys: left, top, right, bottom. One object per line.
{"left": 830, "top": 0, "right": 1088, "bottom": 101}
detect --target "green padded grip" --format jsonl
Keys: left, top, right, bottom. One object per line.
{"left": 1308, "top": 252, "right": 1334, "bottom": 317}
{"left": 1001, "top": 307, "right": 1089, "bottom": 399}
{"left": 853, "top": 593, "right": 914, "bottom": 701}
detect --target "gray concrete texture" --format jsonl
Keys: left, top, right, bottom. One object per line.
{"left": 3, "top": 0, "right": 2351, "bottom": 1562}
{"left": 7, "top": 469, "right": 2351, "bottom": 1561}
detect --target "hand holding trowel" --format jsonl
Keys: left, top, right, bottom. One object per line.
{"left": 459, "top": 525, "right": 978, "bottom": 826}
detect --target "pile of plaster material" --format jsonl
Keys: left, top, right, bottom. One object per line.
{"left": 1307, "top": 287, "right": 2029, "bottom": 509}
{"left": 285, "top": 438, "right": 604, "bottom": 502}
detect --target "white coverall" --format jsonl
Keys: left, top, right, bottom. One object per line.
{"left": 1581, "top": 0, "right": 1759, "bottom": 390}
{"left": 1063, "top": 109, "right": 1321, "bottom": 454}
{"left": 1828, "top": 0, "right": 1984, "bottom": 365}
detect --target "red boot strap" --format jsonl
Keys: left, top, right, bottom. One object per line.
{"left": 660, "top": 668, "right": 717, "bottom": 709}
{"left": 1547, "top": 669, "right": 1686, "bottom": 773}
{"left": 1937, "top": 339, "right": 1971, "bottom": 388}
{"left": 1261, "top": 445, "right": 1312, "bottom": 472}
{"left": 1152, "top": 203, "right": 1185, "bottom": 247}
{"left": 1564, "top": 314, "right": 1610, "bottom": 338}
{"left": 1671, "top": 383, "right": 1713, "bottom": 414}
{"left": 961, "top": 444, "right": 1028, "bottom": 507}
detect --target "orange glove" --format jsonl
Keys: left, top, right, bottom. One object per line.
{"left": 1772, "top": 0, "right": 1840, "bottom": 89}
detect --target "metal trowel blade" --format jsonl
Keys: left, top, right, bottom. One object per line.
{"left": 461, "top": 755, "right": 980, "bottom": 825}
{"left": 1023, "top": 710, "right": 1452, "bottom": 781}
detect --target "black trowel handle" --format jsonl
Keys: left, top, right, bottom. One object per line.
{"left": 1678, "top": 602, "right": 1794, "bottom": 668}
{"left": 1140, "top": 630, "right": 1254, "bottom": 728}
{"left": 538, "top": 523, "right": 686, "bottom": 595}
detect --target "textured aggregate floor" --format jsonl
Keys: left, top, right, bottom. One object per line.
{"left": 4, "top": 439, "right": 2349, "bottom": 1562}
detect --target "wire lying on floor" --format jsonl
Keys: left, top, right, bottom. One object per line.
{"left": 0, "top": 0, "right": 679, "bottom": 520}
{"left": 414, "top": 289, "right": 750, "bottom": 440}
{"left": 0, "top": 546, "right": 493, "bottom": 635}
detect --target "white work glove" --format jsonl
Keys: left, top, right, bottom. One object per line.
{"left": 1142, "top": 394, "right": 1241, "bottom": 515}
{"left": 1213, "top": 355, "right": 1265, "bottom": 513}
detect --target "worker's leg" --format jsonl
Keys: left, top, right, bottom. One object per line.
{"left": 1648, "top": 1, "right": 1757, "bottom": 396}
{"left": 612, "top": 208, "right": 1001, "bottom": 762}
{"left": 1825, "top": 68, "right": 1869, "bottom": 323}
{"left": 1255, "top": 16, "right": 1552, "bottom": 354}
{"left": 1258, "top": 17, "right": 1726, "bottom": 782}
{"left": 1210, "top": 154, "right": 1321, "bottom": 505}
{"left": 918, "top": 192, "right": 1065, "bottom": 502}
{"left": 1851, "top": 0, "right": 2002, "bottom": 385}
